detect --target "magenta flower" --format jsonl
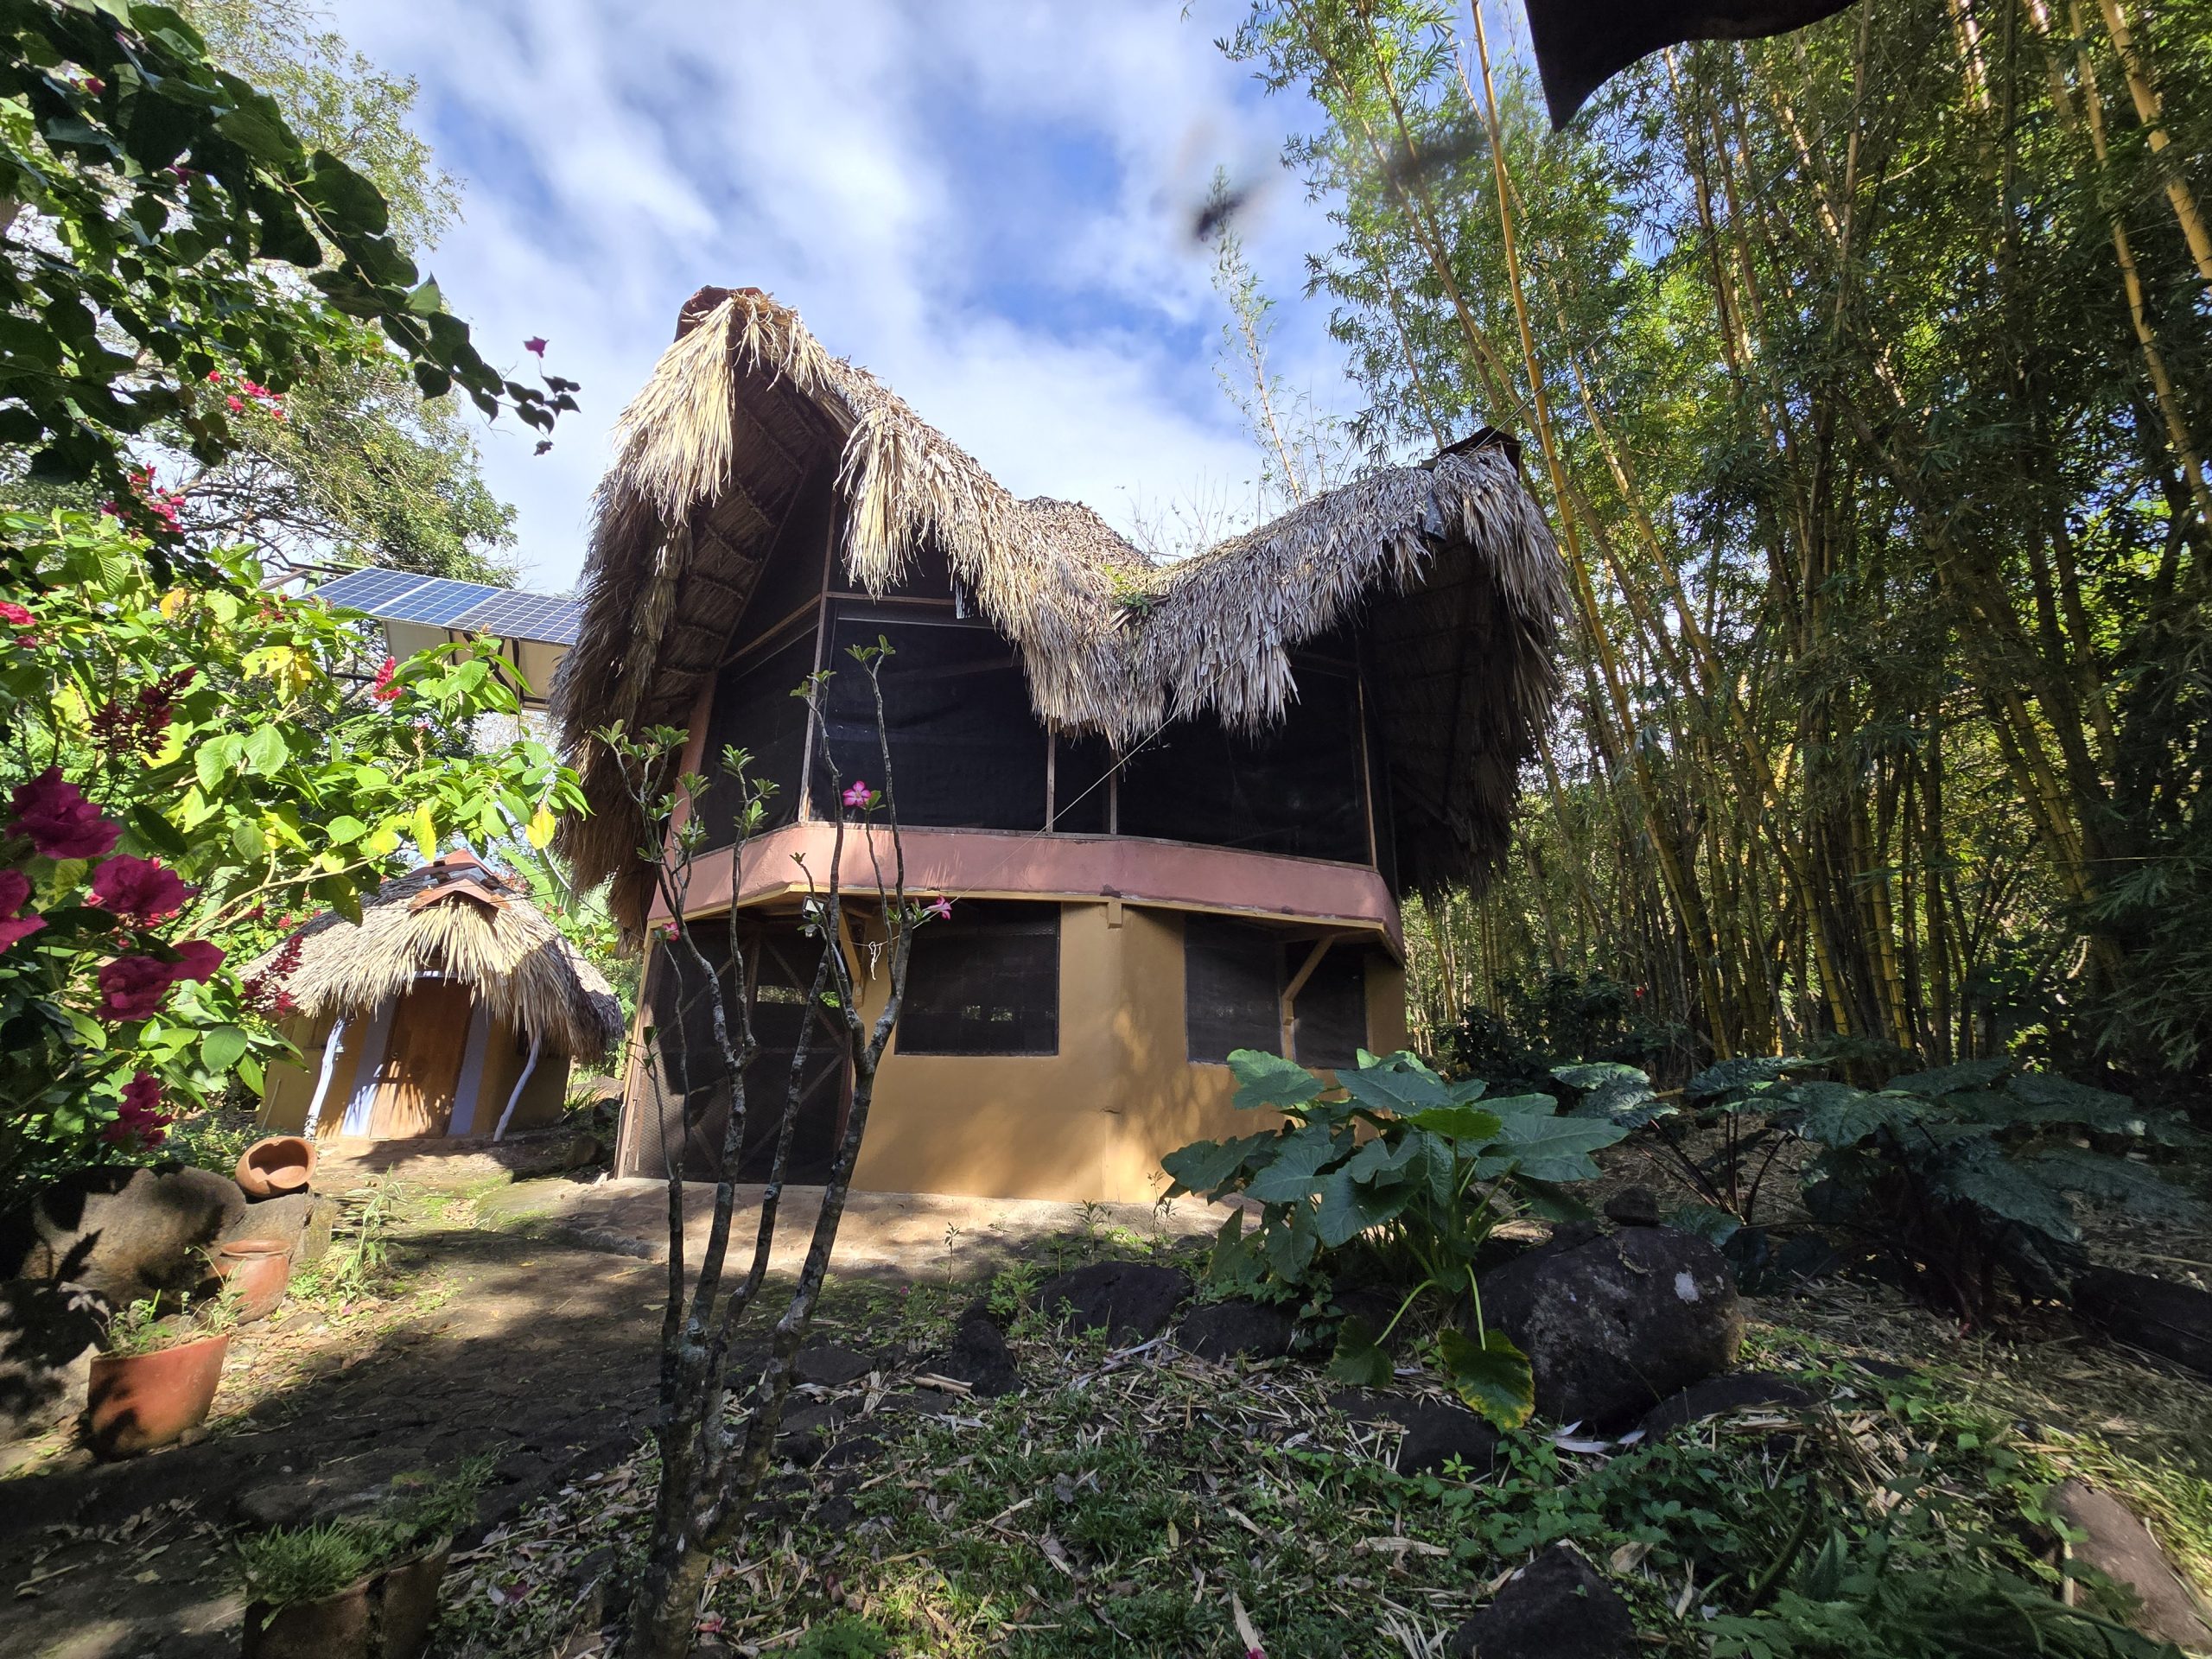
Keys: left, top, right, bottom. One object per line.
{"left": 842, "top": 779, "right": 873, "bottom": 810}
{"left": 524, "top": 336, "right": 548, "bottom": 357}
{"left": 168, "top": 938, "right": 224, "bottom": 983}
{"left": 90, "top": 855, "right": 191, "bottom": 925}
{"left": 104, "top": 1071, "right": 170, "bottom": 1146}
{"left": 371, "top": 656, "right": 401, "bottom": 702}
{"left": 96, "top": 956, "right": 175, "bottom": 1021}
{"left": 9, "top": 768, "right": 122, "bottom": 860}
{"left": 0, "top": 868, "right": 43, "bottom": 952}
{"left": 926, "top": 897, "right": 952, "bottom": 921}
{"left": 0, "top": 601, "right": 29, "bottom": 626}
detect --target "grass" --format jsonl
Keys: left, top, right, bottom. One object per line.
{"left": 430, "top": 1229, "right": 2211, "bottom": 1659}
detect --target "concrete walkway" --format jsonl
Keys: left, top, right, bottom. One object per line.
{"left": 475, "top": 1175, "right": 1237, "bottom": 1281}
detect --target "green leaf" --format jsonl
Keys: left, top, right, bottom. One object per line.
{"left": 1227, "top": 1049, "right": 1320, "bottom": 1112}
{"left": 232, "top": 818, "right": 267, "bottom": 861}
{"left": 1260, "top": 1205, "right": 1319, "bottom": 1282}
{"left": 2034, "top": 1147, "right": 2205, "bottom": 1221}
{"left": 129, "top": 803, "right": 189, "bottom": 858}
{"left": 1161, "top": 1132, "right": 1273, "bottom": 1198}
{"left": 1685, "top": 1055, "right": 1809, "bottom": 1103}
{"left": 1335, "top": 1051, "right": 1459, "bottom": 1116}
{"left": 194, "top": 732, "right": 243, "bottom": 791}
{"left": 1550, "top": 1061, "right": 1649, "bottom": 1092}
{"left": 1931, "top": 1142, "right": 2080, "bottom": 1244}
{"left": 241, "top": 723, "right": 288, "bottom": 775}
{"left": 323, "top": 814, "right": 367, "bottom": 846}
{"left": 1243, "top": 1123, "right": 1340, "bottom": 1204}
{"left": 200, "top": 1024, "right": 250, "bottom": 1072}
{"left": 1489, "top": 1111, "right": 1628, "bottom": 1181}
{"left": 2002, "top": 1072, "right": 2147, "bottom": 1137}
{"left": 1777, "top": 1083, "right": 1933, "bottom": 1147}
{"left": 1476, "top": 1093, "right": 1564, "bottom": 1118}
{"left": 1435, "top": 1327, "right": 1535, "bottom": 1429}
{"left": 1887, "top": 1058, "right": 2012, "bottom": 1096}
{"left": 1313, "top": 1163, "right": 1414, "bottom": 1247}
{"left": 1326, "top": 1317, "right": 1393, "bottom": 1389}
{"left": 1403, "top": 1104, "right": 1503, "bottom": 1142}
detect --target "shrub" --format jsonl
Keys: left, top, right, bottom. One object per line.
{"left": 232, "top": 1456, "right": 490, "bottom": 1608}
{"left": 1161, "top": 1047, "right": 1627, "bottom": 1426}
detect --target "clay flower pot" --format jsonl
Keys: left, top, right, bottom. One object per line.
{"left": 242, "top": 1539, "right": 452, "bottom": 1659}
{"left": 213, "top": 1237, "right": 293, "bottom": 1322}
{"left": 236, "top": 1135, "right": 317, "bottom": 1199}
{"left": 84, "top": 1331, "right": 228, "bottom": 1458}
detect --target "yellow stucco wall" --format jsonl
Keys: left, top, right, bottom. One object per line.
{"left": 257, "top": 1000, "right": 571, "bottom": 1139}
{"left": 840, "top": 901, "right": 1408, "bottom": 1204}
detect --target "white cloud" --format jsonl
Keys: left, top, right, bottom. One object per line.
{"left": 329, "top": 0, "right": 1359, "bottom": 592}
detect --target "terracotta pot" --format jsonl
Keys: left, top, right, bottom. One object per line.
{"left": 242, "top": 1540, "right": 451, "bottom": 1659}
{"left": 84, "top": 1331, "right": 228, "bottom": 1458}
{"left": 236, "top": 1135, "right": 317, "bottom": 1199}
{"left": 213, "top": 1238, "right": 293, "bottom": 1322}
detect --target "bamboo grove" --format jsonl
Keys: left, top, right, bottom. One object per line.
{"left": 1224, "top": 0, "right": 2212, "bottom": 1082}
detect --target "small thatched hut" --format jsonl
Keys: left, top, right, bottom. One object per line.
{"left": 556, "top": 286, "right": 1567, "bottom": 1203}
{"left": 253, "top": 852, "right": 623, "bottom": 1141}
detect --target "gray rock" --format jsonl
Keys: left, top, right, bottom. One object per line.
{"left": 1447, "top": 1543, "right": 1636, "bottom": 1658}
{"left": 300, "top": 1196, "right": 340, "bottom": 1266}
{"left": 1637, "top": 1371, "right": 1815, "bottom": 1440}
{"left": 1329, "top": 1389, "right": 1499, "bottom": 1478}
{"left": 2072, "top": 1268, "right": 2212, "bottom": 1378}
{"left": 795, "top": 1344, "right": 876, "bottom": 1389}
{"left": 1176, "top": 1299, "right": 1294, "bottom": 1362}
{"left": 2051, "top": 1478, "right": 2212, "bottom": 1650}
{"left": 1034, "top": 1261, "right": 1190, "bottom": 1344}
{"left": 1603, "top": 1186, "right": 1662, "bottom": 1228}
{"left": 0, "top": 1280, "right": 107, "bottom": 1442}
{"left": 223, "top": 1192, "right": 314, "bottom": 1250}
{"left": 1479, "top": 1224, "right": 1743, "bottom": 1429}
{"left": 0, "top": 1164, "right": 245, "bottom": 1303}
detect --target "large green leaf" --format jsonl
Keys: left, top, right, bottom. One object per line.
{"left": 1228, "top": 1049, "right": 1322, "bottom": 1112}
{"left": 1886, "top": 1058, "right": 2012, "bottom": 1096}
{"left": 199, "top": 1023, "right": 250, "bottom": 1073}
{"left": 1491, "top": 1111, "right": 1628, "bottom": 1182}
{"left": 1314, "top": 1164, "right": 1414, "bottom": 1246}
{"left": 2034, "top": 1147, "right": 2205, "bottom": 1221}
{"left": 1161, "top": 1131, "right": 1274, "bottom": 1198}
{"left": 1436, "top": 1327, "right": 1535, "bottom": 1429}
{"left": 2002, "top": 1072, "right": 2146, "bottom": 1137}
{"left": 1551, "top": 1061, "right": 1649, "bottom": 1092}
{"left": 1260, "top": 1205, "right": 1319, "bottom": 1281}
{"left": 1403, "top": 1104, "right": 1503, "bottom": 1143}
{"left": 1244, "top": 1122, "right": 1340, "bottom": 1204}
{"left": 1336, "top": 1052, "right": 1459, "bottom": 1116}
{"left": 1931, "top": 1143, "right": 2080, "bottom": 1244}
{"left": 1685, "top": 1055, "right": 1809, "bottom": 1103}
{"left": 1341, "top": 1130, "right": 1427, "bottom": 1185}
{"left": 1779, "top": 1083, "right": 1935, "bottom": 1147}
{"left": 1326, "top": 1317, "right": 1392, "bottom": 1389}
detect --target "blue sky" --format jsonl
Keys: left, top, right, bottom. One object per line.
{"left": 331, "top": 0, "right": 1369, "bottom": 594}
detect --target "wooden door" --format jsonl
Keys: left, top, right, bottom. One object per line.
{"left": 369, "top": 979, "right": 475, "bottom": 1137}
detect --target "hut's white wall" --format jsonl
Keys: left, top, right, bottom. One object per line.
{"left": 261, "top": 1008, "right": 373, "bottom": 1135}
{"left": 257, "top": 1001, "right": 572, "bottom": 1138}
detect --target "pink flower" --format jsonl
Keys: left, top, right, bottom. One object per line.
{"left": 926, "top": 897, "right": 952, "bottom": 921}
{"left": 206, "top": 369, "right": 222, "bottom": 383}
{"left": 0, "top": 868, "right": 42, "bottom": 953}
{"left": 96, "top": 956, "right": 175, "bottom": 1021}
{"left": 90, "top": 855, "right": 191, "bottom": 925}
{"left": 0, "top": 601, "right": 29, "bottom": 626}
{"left": 842, "top": 779, "right": 873, "bottom": 810}
{"left": 226, "top": 395, "right": 244, "bottom": 414}
{"left": 371, "top": 657, "right": 401, "bottom": 702}
{"left": 524, "top": 336, "right": 547, "bottom": 357}
{"left": 9, "top": 768, "right": 122, "bottom": 860}
{"left": 168, "top": 938, "right": 223, "bottom": 982}
{"left": 104, "top": 1071, "right": 170, "bottom": 1146}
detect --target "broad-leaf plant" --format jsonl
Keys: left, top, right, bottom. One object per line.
{"left": 1163, "top": 1047, "right": 1629, "bottom": 1427}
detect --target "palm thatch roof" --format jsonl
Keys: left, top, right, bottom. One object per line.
{"left": 555, "top": 285, "right": 1565, "bottom": 905}
{"left": 244, "top": 854, "right": 623, "bottom": 1063}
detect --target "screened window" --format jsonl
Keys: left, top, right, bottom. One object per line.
{"left": 1117, "top": 662, "right": 1367, "bottom": 862}
{"left": 897, "top": 902, "right": 1059, "bottom": 1055}
{"left": 812, "top": 613, "right": 1049, "bottom": 830}
{"left": 1292, "top": 947, "right": 1368, "bottom": 1071}
{"left": 1052, "top": 733, "right": 1113, "bottom": 833}
{"left": 693, "top": 630, "right": 815, "bottom": 850}
{"left": 1185, "top": 918, "right": 1283, "bottom": 1064}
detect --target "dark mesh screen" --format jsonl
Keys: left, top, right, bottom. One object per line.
{"left": 1184, "top": 917, "right": 1283, "bottom": 1064}
{"left": 1117, "top": 663, "right": 1367, "bottom": 861}
{"left": 1293, "top": 947, "right": 1368, "bottom": 1070}
{"left": 898, "top": 902, "right": 1058, "bottom": 1055}
{"left": 812, "top": 613, "right": 1049, "bottom": 830}
{"left": 693, "top": 631, "right": 815, "bottom": 851}
{"left": 1052, "top": 733, "right": 1113, "bottom": 833}
{"left": 734, "top": 472, "right": 832, "bottom": 643}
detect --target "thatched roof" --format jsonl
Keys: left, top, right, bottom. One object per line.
{"left": 245, "top": 854, "right": 623, "bottom": 1063}
{"left": 555, "top": 286, "right": 1565, "bottom": 906}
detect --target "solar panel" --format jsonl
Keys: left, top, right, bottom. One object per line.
{"left": 378, "top": 579, "right": 504, "bottom": 627}
{"left": 308, "top": 569, "right": 582, "bottom": 646}
{"left": 454, "top": 591, "right": 582, "bottom": 645}
{"left": 310, "top": 568, "right": 439, "bottom": 613}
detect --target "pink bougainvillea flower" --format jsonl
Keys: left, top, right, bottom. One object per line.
{"left": 206, "top": 368, "right": 222, "bottom": 383}
{"left": 371, "top": 656, "right": 401, "bottom": 702}
{"left": 524, "top": 336, "right": 548, "bottom": 357}
{"left": 842, "top": 779, "right": 873, "bottom": 810}
{"left": 0, "top": 601, "right": 30, "bottom": 626}
{"left": 96, "top": 955, "right": 175, "bottom": 1021}
{"left": 225, "top": 394, "right": 245, "bottom": 414}
{"left": 9, "top": 767, "right": 122, "bottom": 860}
{"left": 926, "top": 897, "right": 952, "bottom": 921}
{"left": 90, "top": 855, "right": 191, "bottom": 925}
{"left": 104, "top": 1071, "right": 171, "bottom": 1146}
{"left": 168, "top": 938, "right": 224, "bottom": 982}
{"left": 0, "top": 868, "right": 42, "bottom": 952}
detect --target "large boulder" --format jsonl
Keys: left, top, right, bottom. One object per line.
{"left": 1446, "top": 1543, "right": 1636, "bottom": 1658}
{"left": 1478, "top": 1225, "right": 1743, "bottom": 1429}
{"left": 1176, "top": 1299, "right": 1294, "bottom": 1362}
{"left": 936, "top": 1312, "right": 1022, "bottom": 1398}
{"left": 2050, "top": 1479, "right": 2212, "bottom": 1651}
{"left": 0, "top": 1280, "right": 107, "bottom": 1443}
{"left": 2072, "top": 1268, "right": 2212, "bottom": 1378}
{"left": 1329, "top": 1389, "right": 1499, "bottom": 1478}
{"left": 1033, "top": 1261, "right": 1190, "bottom": 1344}
{"left": 0, "top": 1164, "right": 245, "bottom": 1303}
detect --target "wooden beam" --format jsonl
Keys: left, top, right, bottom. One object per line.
{"left": 1281, "top": 935, "right": 1339, "bottom": 1057}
